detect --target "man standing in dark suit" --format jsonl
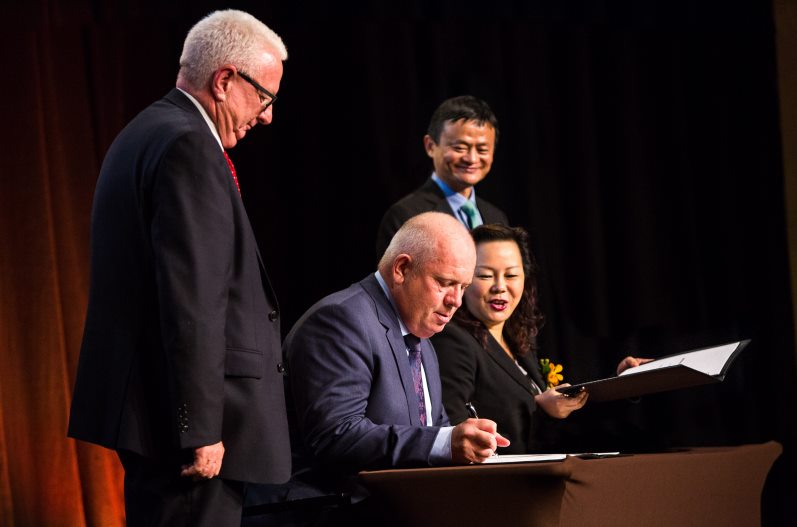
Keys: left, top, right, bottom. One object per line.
{"left": 68, "top": 10, "right": 290, "bottom": 526}
{"left": 286, "top": 212, "right": 509, "bottom": 509}
{"left": 375, "top": 96, "right": 509, "bottom": 259}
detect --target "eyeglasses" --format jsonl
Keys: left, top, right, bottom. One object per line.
{"left": 238, "top": 70, "right": 277, "bottom": 111}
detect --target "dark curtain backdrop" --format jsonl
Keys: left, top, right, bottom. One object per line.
{"left": 2, "top": 1, "right": 795, "bottom": 525}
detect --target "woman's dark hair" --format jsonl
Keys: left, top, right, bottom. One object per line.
{"left": 453, "top": 223, "right": 544, "bottom": 356}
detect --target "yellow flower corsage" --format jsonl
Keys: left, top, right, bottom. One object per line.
{"left": 539, "top": 358, "right": 564, "bottom": 388}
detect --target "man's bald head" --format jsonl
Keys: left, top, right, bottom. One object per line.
{"left": 378, "top": 212, "right": 475, "bottom": 274}
{"left": 379, "top": 212, "right": 476, "bottom": 338}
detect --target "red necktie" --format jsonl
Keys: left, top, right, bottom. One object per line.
{"left": 223, "top": 151, "right": 241, "bottom": 195}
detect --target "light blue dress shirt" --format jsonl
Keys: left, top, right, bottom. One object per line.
{"left": 431, "top": 173, "right": 484, "bottom": 228}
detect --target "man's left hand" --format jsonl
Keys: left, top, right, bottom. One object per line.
{"left": 180, "top": 441, "right": 225, "bottom": 480}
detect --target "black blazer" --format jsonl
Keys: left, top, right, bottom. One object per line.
{"left": 431, "top": 321, "right": 547, "bottom": 455}
{"left": 68, "top": 89, "right": 290, "bottom": 484}
{"left": 375, "top": 178, "right": 509, "bottom": 260}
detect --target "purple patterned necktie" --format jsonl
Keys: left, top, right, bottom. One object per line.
{"left": 403, "top": 334, "right": 427, "bottom": 426}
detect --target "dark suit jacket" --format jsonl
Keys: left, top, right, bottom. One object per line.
{"left": 375, "top": 178, "right": 509, "bottom": 259}
{"left": 284, "top": 274, "right": 450, "bottom": 492}
{"left": 68, "top": 89, "right": 290, "bottom": 484}
{"left": 431, "top": 321, "right": 547, "bottom": 455}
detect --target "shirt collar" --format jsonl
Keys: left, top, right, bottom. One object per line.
{"left": 431, "top": 172, "right": 478, "bottom": 208}
{"left": 176, "top": 87, "right": 224, "bottom": 151}
{"left": 374, "top": 271, "right": 410, "bottom": 336}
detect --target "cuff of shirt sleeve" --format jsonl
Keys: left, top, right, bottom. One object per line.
{"left": 430, "top": 426, "right": 454, "bottom": 465}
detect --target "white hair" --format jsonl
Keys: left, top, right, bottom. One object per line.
{"left": 178, "top": 9, "right": 287, "bottom": 90}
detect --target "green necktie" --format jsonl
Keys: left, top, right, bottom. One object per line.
{"left": 459, "top": 201, "right": 482, "bottom": 230}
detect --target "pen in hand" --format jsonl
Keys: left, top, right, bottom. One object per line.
{"left": 465, "top": 402, "right": 502, "bottom": 457}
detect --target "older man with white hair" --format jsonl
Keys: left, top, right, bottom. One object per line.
{"left": 68, "top": 10, "right": 290, "bottom": 526}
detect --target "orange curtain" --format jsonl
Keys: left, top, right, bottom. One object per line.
{"left": 0, "top": 11, "right": 125, "bottom": 527}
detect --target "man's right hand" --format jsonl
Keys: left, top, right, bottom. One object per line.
{"left": 180, "top": 441, "right": 225, "bottom": 480}
{"left": 451, "top": 418, "right": 510, "bottom": 464}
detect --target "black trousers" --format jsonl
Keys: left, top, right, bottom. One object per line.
{"left": 118, "top": 450, "right": 245, "bottom": 527}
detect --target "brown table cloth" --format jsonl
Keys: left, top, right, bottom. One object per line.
{"left": 359, "top": 441, "right": 782, "bottom": 527}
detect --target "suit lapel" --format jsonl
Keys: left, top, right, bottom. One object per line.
{"left": 255, "top": 248, "right": 279, "bottom": 310}
{"left": 519, "top": 351, "right": 546, "bottom": 393}
{"left": 359, "top": 275, "right": 421, "bottom": 426}
{"left": 475, "top": 196, "right": 498, "bottom": 224}
{"left": 419, "top": 179, "right": 459, "bottom": 218}
{"left": 162, "top": 88, "right": 281, "bottom": 309}
{"left": 484, "top": 333, "right": 538, "bottom": 396}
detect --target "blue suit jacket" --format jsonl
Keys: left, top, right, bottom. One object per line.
{"left": 285, "top": 273, "right": 450, "bottom": 480}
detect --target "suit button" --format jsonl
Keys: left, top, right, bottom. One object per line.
{"left": 268, "top": 310, "right": 279, "bottom": 322}
{"left": 277, "top": 363, "right": 286, "bottom": 374}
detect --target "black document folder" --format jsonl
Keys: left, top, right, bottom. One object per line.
{"left": 557, "top": 339, "right": 749, "bottom": 402}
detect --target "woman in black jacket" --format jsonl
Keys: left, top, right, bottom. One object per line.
{"left": 433, "top": 224, "right": 648, "bottom": 453}
{"left": 432, "top": 224, "right": 589, "bottom": 454}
